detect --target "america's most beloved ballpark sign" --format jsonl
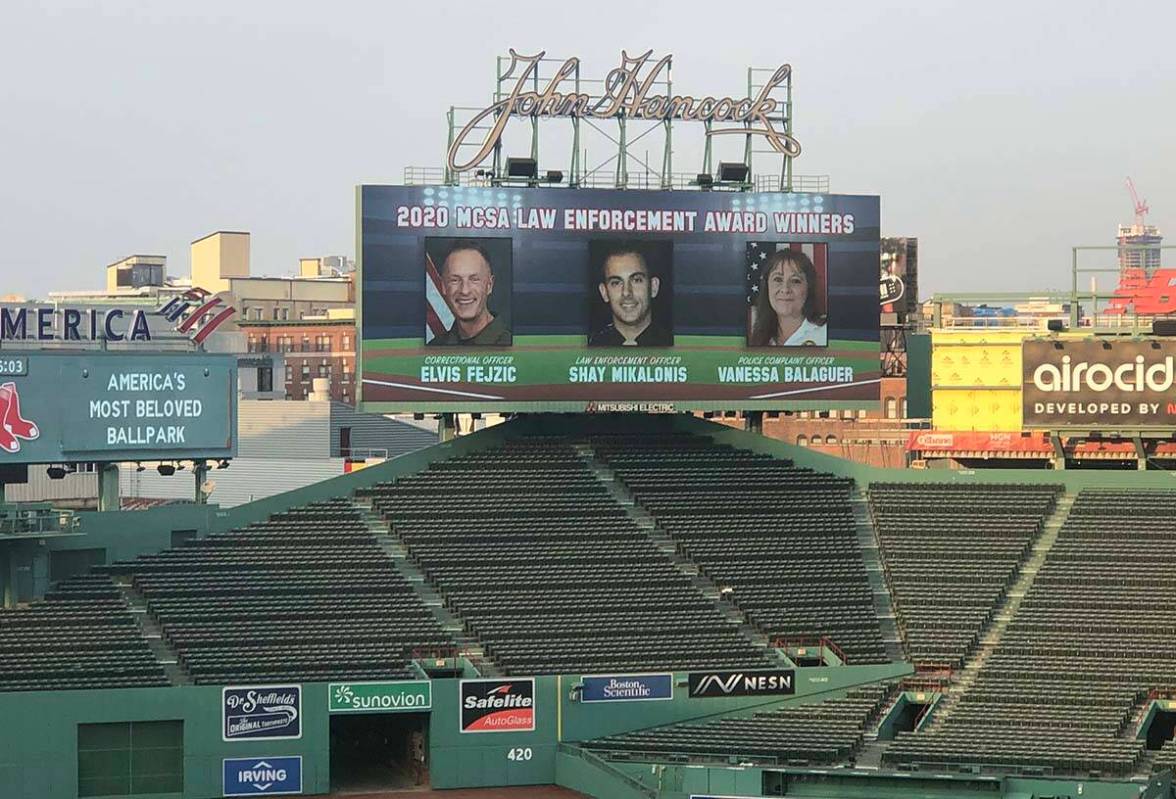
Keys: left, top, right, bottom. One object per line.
{"left": 0, "top": 352, "right": 235, "bottom": 463}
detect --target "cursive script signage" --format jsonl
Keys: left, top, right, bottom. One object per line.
{"left": 448, "top": 49, "right": 800, "bottom": 173}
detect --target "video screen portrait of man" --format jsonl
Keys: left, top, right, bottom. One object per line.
{"left": 587, "top": 240, "right": 673, "bottom": 347}
{"left": 424, "top": 238, "right": 512, "bottom": 347}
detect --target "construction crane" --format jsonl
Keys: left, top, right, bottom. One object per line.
{"left": 1126, "top": 176, "right": 1150, "bottom": 227}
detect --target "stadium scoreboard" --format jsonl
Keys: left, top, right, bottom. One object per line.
{"left": 358, "top": 185, "right": 880, "bottom": 413}
{"left": 0, "top": 352, "right": 236, "bottom": 464}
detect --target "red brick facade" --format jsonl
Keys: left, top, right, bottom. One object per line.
{"left": 239, "top": 320, "right": 356, "bottom": 403}
{"left": 710, "top": 377, "right": 911, "bottom": 468}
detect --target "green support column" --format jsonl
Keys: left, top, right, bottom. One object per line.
{"left": 0, "top": 546, "right": 10, "bottom": 608}
{"left": 194, "top": 461, "right": 210, "bottom": 504}
{"left": 97, "top": 463, "right": 120, "bottom": 512}
{"left": 745, "top": 411, "right": 764, "bottom": 435}
{"left": 439, "top": 413, "right": 457, "bottom": 443}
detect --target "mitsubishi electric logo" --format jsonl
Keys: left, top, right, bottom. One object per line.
{"left": 159, "top": 288, "right": 236, "bottom": 344}
{"left": 688, "top": 669, "right": 795, "bottom": 698}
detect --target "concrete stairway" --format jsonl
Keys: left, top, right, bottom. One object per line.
{"left": 572, "top": 441, "right": 786, "bottom": 665}
{"left": 853, "top": 683, "right": 905, "bottom": 769}
{"left": 112, "top": 576, "right": 191, "bottom": 686}
{"left": 853, "top": 491, "right": 905, "bottom": 663}
{"left": 923, "top": 491, "right": 1075, "bottom": 731}
{"left": 1118, "top": 694, "right": 1154, "bottom": 740}
{"left": 351, "top": 497, "right": 500, "bottom": 677}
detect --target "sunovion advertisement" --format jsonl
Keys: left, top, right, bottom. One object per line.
{"left": 1023, "top": 338, "right": 1176, "bottom": 428}
{"left": 223, "top": 685, "right": 302, "bottom": 742}
{"left": 359, "top": 185, "right": 881, "bottom": 413}
{"left": 0, "top": 352, "right": 235, "bottom": 464}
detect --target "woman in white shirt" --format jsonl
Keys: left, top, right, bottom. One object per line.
{"left": 747, "top": 249, "right": 828, "bottom": 347}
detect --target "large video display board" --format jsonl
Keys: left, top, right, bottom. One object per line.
{"left": 359, "top": 186, "right": 880, "bottom": 413}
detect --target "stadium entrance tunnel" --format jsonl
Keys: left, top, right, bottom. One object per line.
{"left": 1144, "top": 706, "right": 1176, "bottom": 750}
{"left": 329, "top": 711, "right": 430, "bottom": 792}
{"left": 876, "top": 692, "right": 940, "bottom": 740}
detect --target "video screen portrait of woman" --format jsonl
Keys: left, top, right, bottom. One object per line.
{"left": 746, "top": 243, "right": 828, "bottom": 347}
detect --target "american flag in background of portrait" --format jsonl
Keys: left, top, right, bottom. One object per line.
{"left": 745, "top": 241, "right": 829, "bottom": 333}
{"left": 745, "top": 242, "right": 828, "bottom": 305}
{"left": 424, "top": 252, "right": 455, "bottom": 344}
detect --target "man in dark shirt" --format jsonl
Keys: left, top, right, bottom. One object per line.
{"left": 588, "top": 248, "right": 672, "bottom": 346}
{"left": 429, "top": 242, "right": 512, "bottom": 346}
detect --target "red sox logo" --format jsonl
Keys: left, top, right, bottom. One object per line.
{"left": 0, "top": 382, "right": 39, "bottom": 454}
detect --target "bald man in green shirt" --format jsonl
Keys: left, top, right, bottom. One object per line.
{"left": 429, "top": 242, "right": 512, "bottom": 346}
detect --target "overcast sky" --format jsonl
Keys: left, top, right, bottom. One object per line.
{"left": 2, "top": 0, "right": 1173, "bottom": 299}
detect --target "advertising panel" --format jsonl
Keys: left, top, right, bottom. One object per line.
{"left": 223, "top": 685, "right": 302, "bottom": 742}
{"left": 687, "top": 669, "right": 795, "bottom": 698}
{"left": 359, "top": 186, "right": 881, "bottom": 412}
{"left": 0, "top": 352, "right": 235, "bottom": 464}
{"left": 581, "top": 673, "right": 673, "bottom": 703}
{"left": 222, "top": 756, "right": 302, "bottom": 796}
{"left": 1023, "top": 338, "right": 1176, "bottom": 428}
{"left": 459, "top": 678, "right": 535, "bottom": 733}
{"left": 329, "top": 680, "right": 432, "bottom": 713}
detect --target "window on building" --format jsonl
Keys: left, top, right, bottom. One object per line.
{"left": 77, "top": 721, "right": 183, "bottom": 797}
{"left": 300, "top": 363, "right": 311, "bottom": 381}
{"left": 272, "top": 307, "right": 281, "bottom": 321}
{"left": 285, "top": 364, "right": 293, "bottom": 383}
{"left": 341, "top": 334, "right": 351, "bottom": 350}
{"left": 885, "top": 397, "right": 898, "bottom": 419}
{"left": 826, "top": 434, "right": 838, "bottom": 445}
{"left": 301, "top": 336, "right": 311, "bottom": 352}
{"left": 810, "top": 435, "right": 823, "bottom": 446}
{"left": 315, "top": 334, "right": 331, "bottom": 352}
{"left": 842, "top": 409, "right": 854, "bottom": 420}
{"left": 317, "top": 363, "right": 330, "bottom": 378}
{"left": 257, "top": 366, "right": 273, "bottom": 393}
{"left": 796, "top": 435, "right": 808, "bottom": 447}
{"left": 341, "top": 360, "right": 352, "bottom": 380}
{"left": 902, "top": 398, "right": 909, "bottom": 419}
{"left": 277, "top": 336, "right": 292, "bottom": 353}
{"left": 858, "top": 409, "right": 868, "bottom": 419}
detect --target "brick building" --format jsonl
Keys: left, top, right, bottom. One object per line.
{"left": 239, "top": 317, "right": 356, "bottom": 403}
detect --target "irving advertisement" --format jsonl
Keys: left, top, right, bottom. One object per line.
{"left": 359, "top": 185, "right": 881, "bottom": 413}
{"left": 1022, "top": 339, "right": 1176, "bottom": 428}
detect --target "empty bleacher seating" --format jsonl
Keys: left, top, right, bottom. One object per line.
{"left": 588, "top": 684, "right": 892, "bottom": 765}
{"left": 358, "top": 437, "right": 774, "bottom": 675}
{"left": 0, "top": 575, "right": 167, "bottom": 692}
{"left": 593, "top": 433, "right": 888, "bottom": 664}
{"left": 882, "top": 488, "right": 1176, "bottom": 776}
{"left": 103, "top": 498, "right": 452, "bottom": 684}
{"left": 869, "top": 483, "right": 1062, "bottom": 669}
